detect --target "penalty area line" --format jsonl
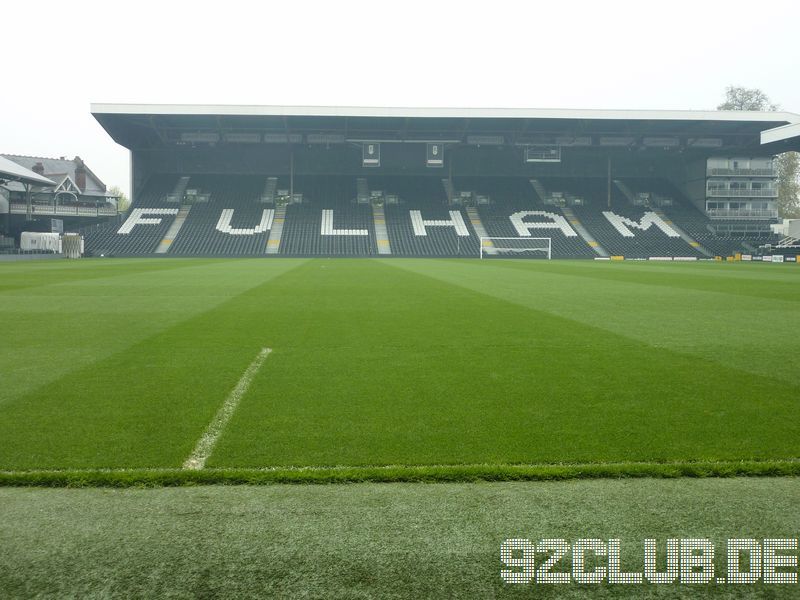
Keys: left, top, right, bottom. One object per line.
{"left": 182, "top": 347, "right": 271, "bottom": 471}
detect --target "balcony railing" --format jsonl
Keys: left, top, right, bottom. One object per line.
{"left": 10, "top": 204, "right": 117, "bottom": 217}
{"left": 707, "top": 168, "right": 775, "bottom": 177}
{"left": 706, "top": 188, "right": 778, "bottom": 198}
{"left": 706, "top": 208, "right": 779, "bottom": 219}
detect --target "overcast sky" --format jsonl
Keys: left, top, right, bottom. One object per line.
{"left": 2, "top": 0, "right": 798, "bottom": 196}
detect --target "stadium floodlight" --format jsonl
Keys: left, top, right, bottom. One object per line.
{"left": 479, "top": 237, "right": 551, "bottom": 259}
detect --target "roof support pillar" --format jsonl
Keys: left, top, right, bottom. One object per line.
{"left": 25, "top": 183, "right": 32, "bottom": 221}
{"left": 448, "top": 148, "right": 453, "bottom": 189}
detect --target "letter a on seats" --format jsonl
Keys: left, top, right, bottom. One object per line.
{"left": 510, "top": 211, "right": 578, "bottom": 237}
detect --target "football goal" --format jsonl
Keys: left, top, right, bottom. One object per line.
{"left": 479, "top": 237, "right": 552, "bottom": 259}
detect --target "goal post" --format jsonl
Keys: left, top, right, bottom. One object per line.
{"left": 479, "top": 237, "right": 552, "bottom": 259}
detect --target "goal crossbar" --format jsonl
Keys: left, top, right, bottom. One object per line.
{"left": 480, "top": 237, "right": 552, "bottom": 259}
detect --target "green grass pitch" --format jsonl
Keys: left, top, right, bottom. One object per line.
{"left": 1, "top": 257, "right": 799, "bottom": 483}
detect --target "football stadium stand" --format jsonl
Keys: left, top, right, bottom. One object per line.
{"left": 373, "top": 176, "right": 478, "bottom": 256}
{"left": 83, "top": 173, "right": 781, "bottom": 258}
{"left": 279, "top": 176, "right": 377, "bottom": 255}
{"left": 463, "top": 177, "right": 599, "bottom": 258}
{"left": 77, "top": 104, "right": 800, "bottom": 259}
{"left": 168, "top": 175, "right": 270, "bottom": 255}
{"left": 82, "top": 175, "right": 177, "bottom": 256}
{"left": 561, "top": 178, "right": 707, "bottom": 259}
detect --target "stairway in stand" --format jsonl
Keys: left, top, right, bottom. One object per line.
{"left": 466, "top": 206, "right": 493, "bottom": 257}
{"left": 561, "top": 206, "right": 608, "bottom": 257}
{"left": 372, "top": 204, "right": 391, "bottom": 255}
{"left": 266, "top": 205, "right": 286, "bottom": 254}
{"left": 155, "top": 205, "right": 192, "bottom": 254}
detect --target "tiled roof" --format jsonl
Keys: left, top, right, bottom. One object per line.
{"left": 1, "top": 154, "right": 109, "bottom": 197}
{"left": 0, "top": 155, "right": 56, "bottom": 187}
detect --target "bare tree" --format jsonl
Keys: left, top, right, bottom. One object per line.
{"left": 717, "top": 86, "right": 779, "bottom": 111}
{"left": 718, "top": 86, "right": 799, "bottom": 218}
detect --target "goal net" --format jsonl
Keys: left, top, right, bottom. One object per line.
{"left": 479, "top": 237, "right": 552, "bottom": 259}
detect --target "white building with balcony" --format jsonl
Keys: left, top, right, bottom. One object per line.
{"left": 704, "top": 157, "right": 778, "bottom": 219}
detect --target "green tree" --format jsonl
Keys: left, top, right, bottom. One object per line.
{"left": 776, "top": 151, "right": 800, "bottom": 218}
{"left": 718, "top": 86, "right": 799, "bottom": 218}
{"left": 108, "top": 185, "right": 130, "bottom": 213}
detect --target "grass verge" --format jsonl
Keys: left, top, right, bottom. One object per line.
{"left": 2, "top": 460, "right": 800, "bottom": 488}
{"left": 2, "top": 478, "right": 799, "bottom": 598}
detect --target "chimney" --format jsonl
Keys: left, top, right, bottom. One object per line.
{"left": 32, "top": 162, "right": 45, "bottom": 175}
{"left": 74, "top": 157, "right": 86, "bottom": 191}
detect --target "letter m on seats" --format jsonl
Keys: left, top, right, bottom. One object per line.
{"left": 602, "top": 211, "right": 680, "bottom": 237}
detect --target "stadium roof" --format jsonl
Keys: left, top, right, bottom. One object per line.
{"left": 761, "top": 121, "right": 800, "bottom": 146}
{"left": 91, "top": 103, "right": 800, "bottom": 153}
{"left": 91, "top": 103, "right": 800, "bottom": 122}
{"left": 0, "top": 155, "right": 55, "bottom": 187}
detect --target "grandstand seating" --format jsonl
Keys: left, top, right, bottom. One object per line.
{"left": 0, "top": 234, "right": 16, "bottom": 254}
{"left": 375, "top": 177, "right": 479, "bottom": 256}
{"left": 279, "top": 177, "right": 377, "bottom": 255}
{"left": 169, "top": 175, "right": 269, "bottom": 255}
{"left": 82, "top": 173, "right": 780, "bottom": 259}
{"left": 82, "top": 175, "right": 177, "bottom": 256}
{"left": 460, "top": 177, "right": 598, "bottom": 258}
{"left": 620, "top": 178, "right": 780, "bottom": 257}
{"left": 556, "top": 178, "right": 704, "bottom": 258}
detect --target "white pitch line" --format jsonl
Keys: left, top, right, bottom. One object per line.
{"left": 182, "top": 347, "right": 271, "bottom": 470}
